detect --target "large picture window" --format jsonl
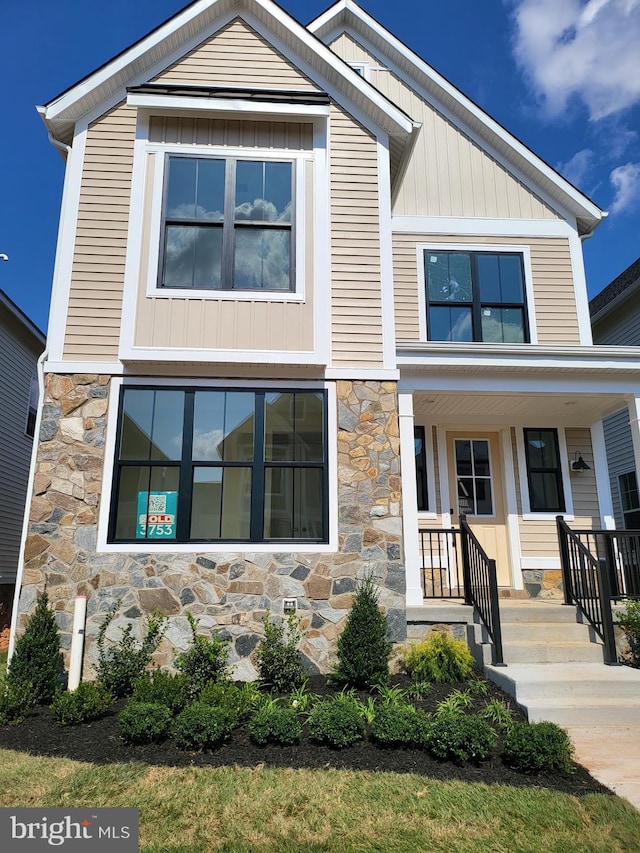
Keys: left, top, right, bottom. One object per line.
{"left": 110, "top": 388, "right": 327, "bottom": 544}
{"left": 425, "top": 251, "right": 528, "bottom": 343}
{"left": 161, "top": 156, "right": 293, "bottom": 291}
{"left": 523, "top": 428, "right": 565, "bottom": 512}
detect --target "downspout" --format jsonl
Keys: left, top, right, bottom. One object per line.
{"left": 8, "top": 132, "right": 71, "bottom": 661}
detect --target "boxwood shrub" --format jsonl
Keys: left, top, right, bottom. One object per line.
{"left": 503, "top": 721, "right": 574, "bottom": 774}
{"left": 51, "top": 682, "right": 113, "bottom": 727}
{"left": 119, "top": 701, "right": 173, "bottom": 745}
{"left": 248, "top": 703, "right": 302, "bottom": 746}
{"left": 428, "top": 712, "right": 497, "bottom": 763}
{"left": 370, "top": 703, "right": 431, "bottom": 748}
{"left": 173, "top": 702, "right": 234, "bottom": 750}
{"left": 131, "top": 670, "right": 190, "bottom": 715}
{"left": 308, "top": 695, "right": 366, "bottom": 749}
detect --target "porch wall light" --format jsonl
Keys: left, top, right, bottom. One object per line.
{"left": 571, "top": 451, "right": 591, "bottom": 472}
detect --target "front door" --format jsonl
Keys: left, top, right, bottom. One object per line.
{"left": 446, "top": 431, "right": 511, "bottom": 586}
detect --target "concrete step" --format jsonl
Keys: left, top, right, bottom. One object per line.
{"left": 486, "top": 662, "right": 640, "bottom": 728}
{"left": 498, "top": 601, "right": 580, "bottom": 624}
{"left": 500, "top": 621, "right": 593, "bottom": 644}
{"left": 503, "top": 640, "right": 604, "bottom": 664}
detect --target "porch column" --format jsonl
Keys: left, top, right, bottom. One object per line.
{"left": 399, "top": 391, "right": 423, "bottom": 606}
{"left": 626, "top": 395, "right": 640, "bottom": 484}
{"left": 590, "top": 419, "right": 615, "bottom": 529}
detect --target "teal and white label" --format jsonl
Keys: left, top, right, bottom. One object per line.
{"left": 136, "top": 491, "right": 177, "bottom": 539}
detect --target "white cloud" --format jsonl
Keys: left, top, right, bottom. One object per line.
{"left": 609, "top": 162, "right": 640, "bottom": 213}
{"left": 558, "top": 148, "right": 594, "bottom": 186}
{"left": 511, "top": 0, "right": 640, "bottom": 119}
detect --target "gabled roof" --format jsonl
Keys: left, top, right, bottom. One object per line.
{"left": 590, "top": 257, "right": 640, "bottom": 322}
{"left": 309, "top": 0, "right": 605, "bottom": 235}
{"left": 39, "top": 0, "right": 416, "bottom": 149}
{"left": 0, "top": 290, "right": 46, "bottom": 348}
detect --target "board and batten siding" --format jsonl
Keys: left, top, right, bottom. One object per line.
{"left": 330, "top": 105, "right": 383, "bottom": 367}
{"left": 63, "top": 102, "right": 136, "bottom": 362}
{"left": 135, "top": 128, "right": 315, "bottom": 352}
{"left": 329, "top": 33, "right": 559, "bottom": 220}
{"left": 602, "top": 408, "right": 636, "bottom": 528}
{"left": 0, "top": 307, "right": 42, "bottom": 583}
{"left": 393, "top": 233, "right": 581, "bottom": 345}
{"left": 154, "top": 17, "right": 320, "bottom": 91}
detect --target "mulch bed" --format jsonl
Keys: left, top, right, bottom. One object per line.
{"left": 0, "top": 675, "right": 610, "bottom": 798}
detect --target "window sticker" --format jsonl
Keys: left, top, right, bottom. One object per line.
{"left": 136, "top": 491, "right": 177, "bottom": 539}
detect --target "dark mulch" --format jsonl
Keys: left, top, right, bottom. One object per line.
{"left": 0, "top": 674, "right": 610, "bottom": 798}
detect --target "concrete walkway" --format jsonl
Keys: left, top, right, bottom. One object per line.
{"left": 564, "top": 725, "right": 640, "bottom": 810}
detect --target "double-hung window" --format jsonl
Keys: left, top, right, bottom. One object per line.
{"left": 425, "top": 251, "right": 528, "bottom": 343}
{"left": 619, "top": 471, "right": 640, "bottom": 529}
{"left": 109, "top": 387, "right": 327, "bottom": 544}
{"left": 523, "top": 428, "right": 565, "bottom": 512}
{"left": 161, "top": 156, "right": 293, "bottom": 291}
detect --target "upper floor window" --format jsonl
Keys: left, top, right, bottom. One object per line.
{"left": 425, "top": 251, "right": 528, "bottom": 343}
{"left": 109, "top": 387, "right": 327, "bottom": 544}
{"left": 161, "top": 156, "right": 293, "bottom": 291}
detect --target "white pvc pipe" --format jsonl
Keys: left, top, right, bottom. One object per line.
{"left": 68, "top": 595, "right": 87, "bottom": 691}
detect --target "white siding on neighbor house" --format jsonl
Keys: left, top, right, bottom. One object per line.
{"left": 602, "top": 408, "right": 635, "bottom": 528}
{"left": 393, "top": 233, "right": 581, "bottom": 345}
{"left": 330, "top": 104, "right": 384, "bottom": 367}
{"left": 0, "top": 306, "right": 42, "bottom": 583}
{"left": 63, "top": 102, "right": 137, "bottom": 362}
{"left": 329, "top": 32, "right": 560, "bottom": 221}
{"left": 154, "top": 17, "right": 320, "bottom": 91}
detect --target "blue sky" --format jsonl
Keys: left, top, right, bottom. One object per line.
{"left": 1, "top": 0, "right": 638, "bottom": 333}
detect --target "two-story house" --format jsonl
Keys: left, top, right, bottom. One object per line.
{"left": 11, "top": 0, "right": 640, "bottom": 676}
{"left": 0, "top": 290, "right": 45, "bottom": 630}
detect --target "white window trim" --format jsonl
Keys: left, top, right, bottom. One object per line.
{"left": 415, "top": 242, "right": 538, "bottom": 345}
{"left": 97, "top": 376, "right": 338, "bottom": 554}
{"left": 347, "top": 61, "right": 371, "bottom": 81}
{"left": 145, "top": 143, "right": 309, "bottom": 302}
{"left": 516, "top": 426, "right": 574, "bottom": 520}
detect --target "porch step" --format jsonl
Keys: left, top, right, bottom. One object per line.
{"left": 498, "top": 601, "right": 581, "bottom": 624}
{"left": 500, "top": 640, "right": 605, "bottom": 664}
{"left": 486, "top": 663, "right": 640, "bottom": 727}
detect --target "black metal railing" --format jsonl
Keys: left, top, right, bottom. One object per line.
{"left": 571, "top": 529, "right": 640, "bottom": 600}
{"left": 419, "top": 527, "right": 464, "bottom": 598}
{"left": 556, "top": 516, "right": 618, "bottom": 664}
{"left": 459, "top": 516, "right": 505, "bottom": 666}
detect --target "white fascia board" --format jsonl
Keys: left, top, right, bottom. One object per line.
{"left": 45, "top": 361, "right": 125, "bottom": 375}
{"left": 392, "top": 217, "right": 576, "bottom": 238}
{"left": 44, "top": 0, "right": 413, "bottom": 138}
{"left": 398, "top": 373, "right": 640, "bottom": 398}
{"left": 126, "top": 92, "right": 331, "bottom": 118}
{"left": 311, "top": 6, "right": 604, "bottom": 228}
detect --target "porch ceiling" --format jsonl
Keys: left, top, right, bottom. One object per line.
{"left": 412, "top": 390, "right": 626, "bottom": 423}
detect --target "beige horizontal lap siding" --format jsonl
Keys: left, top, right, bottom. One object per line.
{"left": 392, "top": 233, "right": 580, "bottom": 345}
{"left": 135, "top": 148, "right": 314, "bottom": 352}
{"left": 330, "top": 105, "right": 383, "bottom": 367}
{"left": 63, "top": 102, "right": 136, "bottom": 361}
{"left": 154, "top": 18, "right": 319, "bottom": 91}
{"left": 565, "top": 428, "right": 599, "bottom": 527}
{"left": 329, "top": 32, "right": 558, "bottom": 220}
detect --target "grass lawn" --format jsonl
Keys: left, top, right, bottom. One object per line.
{"left": 0, "top": 749, "right": 638, "bottom": 852}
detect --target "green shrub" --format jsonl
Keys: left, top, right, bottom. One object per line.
{"left": 175, "top": 614, "right": 230, "bottom": 698}
{"left": 50, "top": 682, "right": 113, "bottom": 727}
{"left": 96, "top": 603, "right": 166, "bottom": 698}
{"left": 436, "top": 690, "right": 474, "bottom": 715}
{"left": 119, "top": 701, "right": 173, "bottom": 744}
{"left": 308, "top": 695, "right": 366, "bottom": 748}
{"left": 403, "top": 631, "right": 474, "bottom": 684}
{"left": 256, "top": 614, "right": 307, "bottom": 693}
{"left": 131, "top": 670, "right": 190, "bottom": 715}
{"left": 173, "top": 702, "right": 234, "bottom": 750}
{"left": 616, "top": 600, "right": 640, "bottom": 667}
{"left": 333, "top": 575, "right": 391, "bottom": 689}
{"left": 481, "top": 698, "right": 515, "bottom": 732}
{"left": 0, "top": 681, "right": 35, "bottom": 725}
{"left": 249, "top": 702, "right": 302, "bottom": 746}
{"left": 7, "top": 592, "right": 65, "bottom": 703}
{"left": 370, "top": 704, "right": 431, "bottom": 748}
{"left": 199, "top": 680, "right": 262, "bottom": 726}
{"left": 428, "top": 712, "right": 497, "bottom": 763}
{"left": 503, "top": 722, "right": 574, "bottom": 774}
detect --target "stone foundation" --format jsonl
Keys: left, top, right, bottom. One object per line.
{"left": 17, "top": 375, "right": 406, "bottom": 678}
{"left": 522, "top": 569, "right": 564, "bottom": 600}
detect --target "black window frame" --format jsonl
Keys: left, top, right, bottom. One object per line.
{"left": 618, "top": 470, "right": 640, "bottom": 529}
{"left": 108, "top": 386, "right": 329, "bottom": 545}
{"left": 414, "top": 425, "right": 429, "bottom": 512}
{"left": 523, "top": 427, "right": 565, "bottom": 513}
{"left": 424, "top": 250, "right": 529, "bottom": 343}
{"left": 159, "top": 154, "right": 295, "bottom": 292}
{"left": 25, "top": 372, "right": 38, "bottom": 439}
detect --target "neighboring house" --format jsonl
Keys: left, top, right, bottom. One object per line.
{"left": 0, "top": 290, "right": 45, "bottom": 627}
{"left": 11, "top": 0, "right": 640, "bottom": 675}
{"left": 590, "top": 258, "right": 640, "bottom": 531}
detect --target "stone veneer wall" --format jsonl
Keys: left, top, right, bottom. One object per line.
{"left": 18, "top": 375, "right": 406, "bottom": 679}
{"left": 522, "top": 569, "right": 564, "bottom": 599}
